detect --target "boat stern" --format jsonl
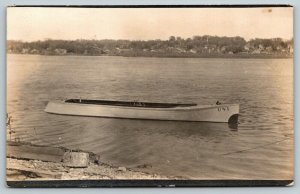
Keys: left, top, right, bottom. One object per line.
{"left": 213, "top": 103, "right": 239, "bottom": 123}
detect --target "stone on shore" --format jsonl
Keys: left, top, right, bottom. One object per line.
{"left": 117, "top": 166, "right": 127, "bottom": 172}
{"left": 63, "top": 152, "right": 89, "bottom": 168}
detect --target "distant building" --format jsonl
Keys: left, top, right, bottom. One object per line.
{"left": 266, "top": 46, "right": 273, "bottom": 53}
{"left": 166, "top": 47, "right": 182, "bottom": 53}
{"left": 258, "top": 44, "right": 264, "bottom": 51}
{"left": 21, "top": 48, "right": 29, "bottom": 54}
{"left": 103, "top": 49, "right": 110, "bottom": 54}
{"left": 221, "top": 46, "right": 226, "bottom": 53}
{"left": 244, "top": 43, "right": 255, "bottom": 52}
{"left": 252, "top": 49, "right": 261, "bottom": 54}
{"left": 287, "top": 44, "right": 293, "bottom": 54}
{"left": 189, "top": 49, "right": 197, "bottom": 54}
{"left": 260, "top": 51, "right": 269, "bottom": 54}
{"left": 30, "top": 49, "right": 39, "bottom": 54}
{"left": 244, "top": 44, "right": 251, "bottom": 51}
{"left": 276, "top": 46, "right": 282, "bottom": 51}
{"left": 116, "top": 48, "right": 132, "bottom": 53}
{"left": 54, "top": 49, "right": 67, "bottom": 55}
{"left": 175, "top": 48, "right": 186, "bottom": 53}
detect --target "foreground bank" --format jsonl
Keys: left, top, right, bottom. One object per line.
{"left": 6, "top": 141, "right": 174, "bottom": 181}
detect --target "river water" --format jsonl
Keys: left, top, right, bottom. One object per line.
{"left": 7, "top": 54, "right": 293, "bottom": 180}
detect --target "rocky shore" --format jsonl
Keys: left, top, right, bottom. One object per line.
{"left": 6, "top": 158, "right": 168, "bottom": 181}
{"left": 6, "top": 141, "right": 172, "bottom": 181}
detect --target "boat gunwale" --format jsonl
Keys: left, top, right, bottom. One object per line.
{"left": 65, "top": 99, "right": 197, "bottom": 108}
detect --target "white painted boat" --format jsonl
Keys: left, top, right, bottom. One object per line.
{"left": 44, "top": 99, "right": 239, "bottom": 123}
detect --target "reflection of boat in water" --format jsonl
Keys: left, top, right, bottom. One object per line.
{"left": 45, "top": 99, "right": 239, "bottom": 123}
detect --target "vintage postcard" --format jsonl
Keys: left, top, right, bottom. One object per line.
{"left": 6, "top": 5, "right": 293, "bottom": 187}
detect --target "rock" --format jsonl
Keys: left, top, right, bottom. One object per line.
{"left": 63, "top": 152, "right": 89, "bottom": 168}
{"left": 136, "top": 164, "right": 152, "bottom": 168}
{"left": 117, "top": 167, "right": 127, "bottom": 172}
{"left": 89, "top": 154, "right": 101, "bottom": 164}
{"left": 95, "top": 155, "right": 101, "bottom": 164}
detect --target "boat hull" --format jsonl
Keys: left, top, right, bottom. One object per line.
{"left": 45, "top": 101, "right": 239, "bottom": 123}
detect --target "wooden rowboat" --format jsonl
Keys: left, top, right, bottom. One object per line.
{"left": 44, "top": 99, "right": 239, "bottom": 123}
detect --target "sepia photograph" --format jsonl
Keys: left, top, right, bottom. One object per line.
{"left": 6, "top": 5, "right": 293, "bottom": 187}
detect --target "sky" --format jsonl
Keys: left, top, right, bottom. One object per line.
{"left": 7, "top": 7, "right": 293, "bottom": 41}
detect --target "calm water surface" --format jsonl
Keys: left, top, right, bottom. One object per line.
{"left": 7, "top": 54, "right": 293, "bottom": 179}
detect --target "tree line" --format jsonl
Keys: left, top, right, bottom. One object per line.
{"left": 7, "top": 36, "right": 293, "bottom": 57}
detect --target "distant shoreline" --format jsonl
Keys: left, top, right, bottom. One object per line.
{"left": 7, "top": 36, "right": 293, "bottom": 59}
{"left": 7, "top": 53, "right": 293, "bottom": 59}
